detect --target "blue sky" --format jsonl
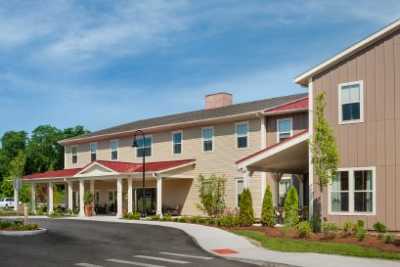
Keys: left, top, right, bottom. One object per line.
{"left": 1, "top": 0, "right": 399, "bottom": 137}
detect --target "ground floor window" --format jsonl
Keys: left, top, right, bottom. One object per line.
{"left": 278, "top": 176, "right": 292, "bottom": 207}
{"left": 330, "top": 167, "right": 375, "bottom": 214}
{"left": 236, "top": 178, "right": 244, "bottom": 207}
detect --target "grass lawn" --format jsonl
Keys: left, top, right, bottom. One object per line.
{"left": 234, "top": 230, "right": 400, "bottom": 261}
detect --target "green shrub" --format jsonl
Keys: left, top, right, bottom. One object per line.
{"left": 296, "top": 221, "right": 312, "bottom": 238}
{"left": 383, "top": 233, "right": 395, "bottom": 244}
{"left": 197, "top": 174, "right": 226, "bottom": 217}
{"left": 321, "top": 222, "right": 338, "bottom": 240}
{"left": 283, "top": 186, "right": 299, "bottom": 227}
{"left": 342, "top": 221, "right": 353, "bottom": 236}
{"left": 355, "top": 227, "right": 367, "bottom": 241}
{"left": 218, "top": 214, "right": 240, "bottom": 227}
{"left": 177, "top": 216, "right": 190, "bottom": 223}
{"left": 0, "top": 220, "right": 39, "bottom": 231}
{"left": 197, "top": 217, "right": 207, "bottom": 224}
{"left": 205, "top": 217, "right": 217, "bottom": 225}
{"left": 189, "top": 216, "right": 201, "bottom": 224}
{"left": 84, "top": 191, "right": 93, "bottom": 205}
{"left": 261, "top": 185, "right": 275, "bottom": 227}
{"left": 124, "top": 212, "right": 141, "bottom": 220}
{"left": 373, "top": 222, "right": 387, "bottom": 233}
{"left": 161, "top": 214, "right": 172, "bottom": 221}
{"left": 239, "top": 189, "right": 254, "bottom": 226}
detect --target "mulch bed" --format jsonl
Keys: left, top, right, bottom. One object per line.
{"left": 231, "top": 226, "right": 400, "bottom": 253}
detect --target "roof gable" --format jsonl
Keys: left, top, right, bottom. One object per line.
{"left": 295, "top": 19, "right": 400, "bottom": 86}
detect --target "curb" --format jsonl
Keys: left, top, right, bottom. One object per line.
{"left": 0, "top": 228, "right": 47, "bottom": 236}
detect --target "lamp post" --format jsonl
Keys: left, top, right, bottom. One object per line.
{"left": 132, "top": 129, "right": 146, "bottom": 217}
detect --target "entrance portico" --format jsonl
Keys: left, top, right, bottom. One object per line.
{"left": 22, "top": 159, "right": 195, "bottom": 218}
{"left": 237, "top": 130, "right": 309, "bottom": 214}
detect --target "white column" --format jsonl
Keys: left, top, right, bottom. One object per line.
{"left": 127, "top": 177, "right": 133, "bottom": 213}
{"left": 244, "top": 170, "right": 251, "bottom": 189}
{"left": 308, "top": 77, "right": 314, "bottom": 219}
{"left": 156, "top": 174, "right": 163, "bottom": 217}
{"left": 67, "top": 181, "right": 73, "bottom": 211}
{"left": 13, "top": 180, "right": 19, "bottom": 212}
{"left": 31, "top": 183, "right": 36, "bottom": 214}
{"left": 116, "top": 177, "right": 123, "bottom": 218}
{"left": 90, "top": 180, "right": 96, "bottom": 216}
{"left": 48, "top": 182, "right": 54, "bottom": 214}
{"left": 260, "top": 115, "right": 267, "bottom": 202}
{"left": 79, "top": 180, "right": 85, "bottom": 217}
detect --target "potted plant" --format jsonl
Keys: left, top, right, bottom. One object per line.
{"left": 84, "top": 191, "right": 94, "bottom": 216}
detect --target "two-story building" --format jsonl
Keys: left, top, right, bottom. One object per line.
{"left": 23, "top": 92, "right": 308, "bottom": 218}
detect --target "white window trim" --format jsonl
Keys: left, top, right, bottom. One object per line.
{"left": 135, "top": 135, "right": 153, "bottom": 159}
{"left": 89, "top": 142, "right": 97, "bottom": 161}
{"left": 276, "top": 117, "right": 293, "bottom": 143}
{"left": 110, "top": 139, "right": 119, "bottom": 161}
{"left": 235, "top": 178, "right": 244, "bottom": 207}
{"left": 235, "top": 121, "right": 249, "bottom": 149}
{"left": 71, "top": 145, "right": 78, "bottom": 166}
{"left": 202, "top": 126, "right": 214, "bottom": 152}
{"left": 171, "top": 130, "right": 183, "bottom": 155}
{"left": 328, "top": 166, "right": 376, "bottom": 216}
{"left": 338, "top": 80, "right": 364, "bottom": 125}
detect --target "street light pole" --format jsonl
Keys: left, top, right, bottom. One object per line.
{"left": 132, "top": 129, "right": 146, "bottom": 217}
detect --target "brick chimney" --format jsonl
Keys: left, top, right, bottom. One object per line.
{"left": 205, "top": 92, "right": 233, "bottom": 109}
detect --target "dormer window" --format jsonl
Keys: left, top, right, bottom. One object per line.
{"left": 277, "top": 118, "right": 292, "bottom": 142}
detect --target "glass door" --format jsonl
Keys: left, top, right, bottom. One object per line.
{"left": 135, "top": 188, "right": 156, "bottom": 215}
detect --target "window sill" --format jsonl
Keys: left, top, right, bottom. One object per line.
{"left": 328, "top": 212, "right": 375, "bottom": 216}
{"left": 338, "top": 119, "right": 364, "bottom": 125}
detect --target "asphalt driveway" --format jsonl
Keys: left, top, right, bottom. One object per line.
{"left": 0, "top": 218, "right": 256, "bottom": 267}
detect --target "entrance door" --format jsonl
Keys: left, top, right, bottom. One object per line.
{"left": 135, "top": 188, "right": 156, "bottom": 215}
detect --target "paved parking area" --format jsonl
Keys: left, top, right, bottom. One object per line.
{"left": 0, "top": 219, "right": 256, "bottom": 267}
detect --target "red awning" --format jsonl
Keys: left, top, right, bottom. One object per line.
{"left": 23, "top": 159, "right": 195, "bottom": 181}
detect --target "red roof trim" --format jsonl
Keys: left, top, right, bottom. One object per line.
{"left": 236, "top": 130, "right": 308, "bottom": 164}
{"left": 23, "top": 159, "right": 195, "bottom": 180}
{"left": 264, "top": 97, "right": 308, "bottom": 114}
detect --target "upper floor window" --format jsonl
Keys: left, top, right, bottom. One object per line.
{"left": 202, "top": 127, "right": 214, "bottom": 152}
{"left": 90, "top": 143, "right": 97, "bottom": 161}
{"left": 330, "top": 167, "right": 375, "bottom": 215}
{"left": 71, "top": 146, "right": 78, "bottom": 165}
{"left": 338, "top": 81, "right": 363, "bottom": 124}
{"left": 135, "top": 136, "right": 152, "bottom": 157}
{"left": 110, "top": 140, "right": 118, "bottom": 160}
{"left": 172, "top": 131, "right": 182, "bottom": 154}
{"left": 236, "top": 122, "right": 249, "bottom": 149}
{"left": 277, "top": 118, "right": 292, "bottom": 142}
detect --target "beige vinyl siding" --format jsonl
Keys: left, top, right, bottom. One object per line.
{"left": 313, "top": 29, "right": 400, "bottom": 230}
{"left": 65, "top": 118, "right": 264, "bottom": 216}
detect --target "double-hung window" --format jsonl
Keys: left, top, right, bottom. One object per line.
{"left": 90, "top": 143, "right": 97, "bottom": 161}
{"left": 339, "top": 81, "right": 363, "bottom": 123}
{"left": 202, "top": 127, "right": 214, "bottom": 152}
{"left": 71, "top": 146, "right": 78, "bottom": 165}
{"left": 330, "top": 167, "right": 375, "bottom": 215}
{"left": 111, "top": 140, "right": 118, "bottom": 160}
{"left": 236, "top": 122, "right": 249, "bottom": 149}
{"left": 277, "top": 118, "right": 292, "bottom": 142}
{"left": 172, "top": 131, "right": 182, "bottom": 154}
{"left": 135, "top": 136, "right": 152, "bottom": 157}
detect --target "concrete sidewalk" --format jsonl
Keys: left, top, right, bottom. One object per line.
{"left": 64, "top": 216, "right": 400, "bottom": 267}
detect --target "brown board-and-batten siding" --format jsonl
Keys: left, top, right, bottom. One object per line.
{"left": 313, "top": 29, "right": 400, "bottom": 231}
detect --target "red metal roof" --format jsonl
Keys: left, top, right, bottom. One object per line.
{"left": 236, "top": 129, "right": 308, "bottom": 164}
{"left": 264, "top": 97, "right": 308, "bottom": 114}
{"left": 22, "top": 159, "right": 195, "bottom": 180}
{"left": 23, "top": 168, "right": 83, "bottom": 180}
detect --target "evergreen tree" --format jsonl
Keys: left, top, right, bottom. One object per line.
{"left": 261, "top": 185, "right": 275, "bottom": 226}
{"left": 284, "top": 186, "right": 299, "bottom": 226}
{"left": 239, "top": 188, "right": 254, "bottom": 226}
